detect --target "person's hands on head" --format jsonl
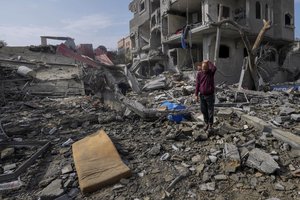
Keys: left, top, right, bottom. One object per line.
{"left": 202, "top": 61, "right": 209, "bottom": 73}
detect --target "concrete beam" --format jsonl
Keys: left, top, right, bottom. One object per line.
{"left": 238, "top": 113, "right": 300, "bottom": 149}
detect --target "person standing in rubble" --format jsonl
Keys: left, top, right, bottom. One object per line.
{"left": 194, "top": 60, "right": 217, "bottom": 131}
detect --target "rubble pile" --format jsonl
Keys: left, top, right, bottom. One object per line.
{"left": 0, "top": 46, "right": 299, "bottom": 200}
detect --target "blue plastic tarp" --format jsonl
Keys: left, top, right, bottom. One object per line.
{"left": 160, "top": 101, "right": 186, "bottom": 123}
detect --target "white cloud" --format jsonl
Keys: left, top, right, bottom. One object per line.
{"left": 0, "top": 24, "right": 125, "bottom": 49}
{"left": 0, "top": 25, "right": 63, "bottom": 46}
{"left": 62, "top": 14, "right": 112, "bottom": 32}
{"left": 0, "top": 14, "right": 129, "bottom": 49}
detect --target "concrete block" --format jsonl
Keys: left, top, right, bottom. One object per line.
{"left": 240, "top": 114, "right": 270, "bottom": 132}
{"left": 214, "top": 174, "right": 228, "bottom": 180}
{"left": 217, "top": 108, "right": 233, "bottom": 117}
{"left": 39, "top": 179, "right": 64, "bottom": 200}
{"left": 61, "top": 164, "right": 73, "bottom": 175}
{"left": 3, "top": 163, "right": 17, "bottom": 171}
{"left": 224, "top": 143, "right": 240, "bottom": 173}
{"left": 1, "top": 148, "right": 15, "bottom": 159}
{"left": 246, "top": 148, "right": 280, "bottom": 174}
{"left": 199, "top": 182, "right": 215, "bottom": 191}
{"left": 291, "top": 114, "right": 300, "bottom": 122}
{"left": 279, "top": 107, "right": 296, "bottom": 116}
{"left": 271, "top": 128, "right": 300, "bottom": 149}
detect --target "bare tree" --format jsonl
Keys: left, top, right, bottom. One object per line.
{"left": 212, "top": 19, "right": 272, "bottom": 90}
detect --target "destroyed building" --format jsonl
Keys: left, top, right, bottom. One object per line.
{"left": 129, "top": 0, "right": 297, "bottom": 84}
{"left": 0, "top": 1, "right": 300, "bottom": 199}
{"left": 118, "top": 36, "right": 133, "bottom": 63}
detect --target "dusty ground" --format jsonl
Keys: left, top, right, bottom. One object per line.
{"left": 0, "top": 92, "right": 299, "bottom": 200}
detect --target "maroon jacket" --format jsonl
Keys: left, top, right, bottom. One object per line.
{"left": 195, "top": 61, "right": 217, "bottom": 96}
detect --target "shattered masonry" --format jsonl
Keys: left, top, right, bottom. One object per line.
{"left": 128, "top": 0, "right": 299, "bottom": 87}
{"left": 0, "top": 0, "right": 300, "bottom": 199}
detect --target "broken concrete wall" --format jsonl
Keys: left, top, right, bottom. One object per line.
{"left": 0, "top": 58, "right": 85, "bottom": 100}
{"left": 208, "top": 37, "right": 245, "bottom": 84}
{"left": 208, "top": 0, "right": 246, "bottom": 23}
{"left": 0, "top": 47, "right": 76, "bottom": 65}
{"left": 271, "top": 50, "right": 300, "bottom": 83}
{"left": 274, "top": 0, "right": 295, "bottom": 41}
{"left": 129, "top": 0, "right": 297, "bottom": 86}
{"left": 129, "top": 0, "right": 151, "bottom": 52}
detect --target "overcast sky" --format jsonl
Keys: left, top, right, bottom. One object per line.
{"left": 0, "top": 0, "right": 299, "bottom": 50}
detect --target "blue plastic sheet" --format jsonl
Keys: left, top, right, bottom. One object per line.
{"left": 160, "top": 101, "right": 186, "bottom": 123}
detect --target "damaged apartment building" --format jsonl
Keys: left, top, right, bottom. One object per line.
{"left": 129, "top": 0, "right": 298, "bottom": 85}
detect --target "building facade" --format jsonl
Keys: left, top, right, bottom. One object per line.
{"left": 118, "top": 36, "right": 133, "bottom": 63}
{"left": 129, "top": 0, "right": 295, "bottom": 83}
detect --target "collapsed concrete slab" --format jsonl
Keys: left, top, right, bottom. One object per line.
{"left": 39, "top": 179, "right": 64, "bottom": 200}
{"left": 240, "top": 113, "right": 271, "bottom": 132}
{"left": 72, "top": 130, "right": 131, "bottom": 194}
{"left": 239, "top": 113, "right": 300, "bottom": 149}
{"left": 223, "top": 143, "right": 241, "bottom": 173}
{"left": 0, "top": 58, "right": 85, "bottom": 98}
{"left": 271, "top": 128, "right": 300, "bottom": 150}
{"left": 246, "top": 148, "right": 280, "bottom": 174}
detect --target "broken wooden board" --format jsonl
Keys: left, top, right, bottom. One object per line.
{"left": 72, "top": 130, "right": 131, "bottom": 194}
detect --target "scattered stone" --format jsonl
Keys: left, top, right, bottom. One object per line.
{"left": 182, "top": 86, "right": 194, "bottom": 95}
{"left": 246, "top": 148, "right": 280, "bottom": 174}
{"left": 13, "top": 138, "right": 23, "bottom": 142}
{"left": 39, "top": 177, "right": 56, "bottom": 188}
{"left": 62, "top": 138, "right": 74, "bottom": 147}
{"left": 274, "top": 183, "right": 285, "bottom": 191}
{"left": 230, "top": 174, "right": 239, "bottom": 182}
{"left": 62, "top": 179, "right": 71, "bottom": 188}
{"left": 279, "top": 107, "right": 295, "bottom": 116}
{"left": 160, "top": 153, "right": 170, "bottom": 161}
{"left": 291, "top": 114, "right": 300, "bottom": 122}
{"left": 250, "top": 98, "right": 259, "bottom": 104}
{"left": 243, "top": 125, "right": 249, "bottom": 130}
{"left": 191, "top": 155, "right": 202, "bottom": 163}
{"left": 68, "top": 188, "right": 79, "bottom": 199}
{"left": 214, "top": 174, "right": 228, "bottom": 181}
{"left": 181, "top": 127, "right": 193, "bottom": 136}
{"left": 39, "top": 179, "right": 64, "bottom": 199}
{"left": 288, "top": 164, "right": 296, "bottom": 171}
{"left": 202, "top": 172, "right": 210, "bottom": 182}
{"left": 149, "top": 144, "right": 161, "bottom": 156}
{"left": 61, "top": 164, "right": 73, "bottom": 175}
{"left": 171, "top": 144, "right": 179, "bottom": 151}
{"left": 243, "top": 106, "right": 252, "bottom": 112}
{"left": 49, "top": 127, "right": 58, "bottom": 135}
{"left": 55, "top": 194, "right": 71, "bottom": 200}
{"left": 119, "top": 178, "right": 130, "bottom": 185}
{"left": 3, "top": 163, "right": 16, "bottom": 171}
{"left": 113, "top": 184, "right": 125, "bottom": 190}
{"left": 217, "top": 108, "right": 233, "bottom": 117}
{"left": 209, "top": 155, "right": 217, "bottom": 163}
{"left": 82, "top": 121, "right": 90, "bottom": 128}
{"left": 196, "top": 164, "right": 205, "bottom": 175}
{"left": 193, "top": 131, "right": 208, "bottom": 141}
{"left": 70, "top": 122, "right": 78, "bottom": 129}
{"left": 223, "top": 143, "right": 240, "bottom": 173}
{"left": 1, "top": 148, "right": 15, "bottom": 159}
{"left": 250, "top": 177, "right": 258, "bottom": 188}
{"left": 199, "top": 182, "right": 215, "bottom": 191}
